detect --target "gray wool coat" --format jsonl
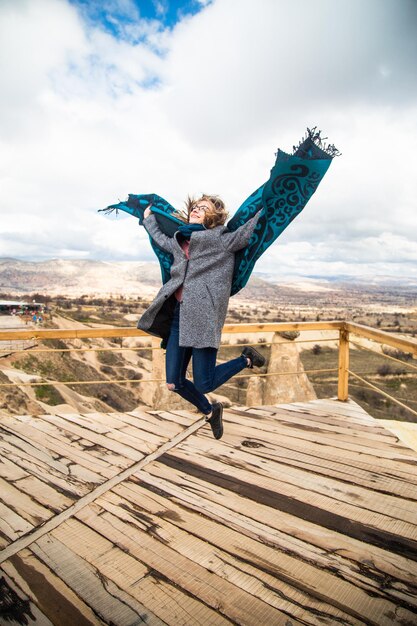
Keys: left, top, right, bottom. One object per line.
{"left": 137, "top": 211, "right": 262, "bottom": 349}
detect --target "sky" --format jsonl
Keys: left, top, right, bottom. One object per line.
{"left": 1, "top": 0, "right": 417, "bottom": 281}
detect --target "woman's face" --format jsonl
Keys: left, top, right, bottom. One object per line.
{"left": 189, "top": 200, "right": 213, "bottom": 224}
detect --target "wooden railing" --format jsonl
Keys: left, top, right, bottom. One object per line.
{"left": 343, "top": 322, "right": 417, "bottom": 418}
{"left": 1, "top": 321, "right": 417, "bottom": 415}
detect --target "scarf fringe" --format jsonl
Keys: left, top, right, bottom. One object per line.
{"left": 292, "top": 126, "right": 341, "bottom": 158}
{"left": 98, "top": 206, "right": 119, "bottom": 215}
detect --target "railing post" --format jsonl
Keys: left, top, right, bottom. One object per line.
{"left": 151, "top": 337, "right": 166, "bottom": 408}
{"left": 338, "top": 327, "right": 350, "bottom": 401}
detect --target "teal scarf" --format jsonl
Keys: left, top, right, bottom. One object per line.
{"left": 178, "top": 223, "right": 206, "bottom": 239}
{"left": 101, "top": 127, "right": 339, "bottom": 294}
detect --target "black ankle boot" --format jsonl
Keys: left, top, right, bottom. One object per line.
{"left": 206, "top": 402, "right": 224, "bottom": 439}
{"left": 241, "top": 346, "right": 266, "bottom": 368}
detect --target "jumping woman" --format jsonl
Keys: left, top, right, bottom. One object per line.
{"left": 137, "top": 195, "right": 266, "bottom": 440}
{"left": 102, "top": 128, "right": 339, "bottom": 439}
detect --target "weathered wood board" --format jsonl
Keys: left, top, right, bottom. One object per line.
{"left": 1, "top": 398, "right": 417, "bottom": 625}
{"left": 0, "top": 409, "right": 186, "bottom": 548}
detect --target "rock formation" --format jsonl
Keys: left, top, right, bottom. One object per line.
{"left": 246, "top": 332, "right": 316, "bottom": 405}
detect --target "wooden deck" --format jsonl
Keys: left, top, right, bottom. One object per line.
{"left": 1, "top": 398, "right": 417, "bottom": 626}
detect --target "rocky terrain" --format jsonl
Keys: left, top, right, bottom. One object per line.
{"left": 1, "top": 259, "right": 416, "bottom": 422}
{"left": 2, "top": 258, "right": 417, "bottom": 311}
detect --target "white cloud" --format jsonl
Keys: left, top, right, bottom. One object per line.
{"left": 257, "top": 232, "right": 417, "bottom": 281}
{"left": 0, "top": 0, "right": 86, "bottom": 136}
{"left": 0, "top": 0, "right": 416, "bottom": 283}
{"left": 163, "top": 0, "right": 417, "bottom": 148}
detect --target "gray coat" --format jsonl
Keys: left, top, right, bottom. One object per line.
{"left": 137, "top": 211, "right": 262, "bottom": 349}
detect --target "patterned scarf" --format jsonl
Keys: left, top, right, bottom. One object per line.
{"left": 177, "top": 223, "right": 206, "bottom": 239}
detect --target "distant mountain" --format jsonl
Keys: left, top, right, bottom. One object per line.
{"left": 256, "top": 272, "right": 417, "bottom": 290}
{"left": 0, "top": 258, "right": 161, "bottom": 297}
{"left": 1, "top": 258, "right": 416, "bottom": 299}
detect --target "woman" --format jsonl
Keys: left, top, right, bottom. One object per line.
{"left": 138, "top": 195, "right": 266, "bottom": 439}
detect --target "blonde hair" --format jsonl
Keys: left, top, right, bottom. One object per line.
{"left": 185, "top": 194, "right": 228, "bottom": 228}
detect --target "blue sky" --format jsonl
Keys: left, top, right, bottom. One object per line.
{"left": 70, "top": 0, "right": 210, "bottom": 35}
{"left": 1, "top": 0, "right": 417, "bottom": 281}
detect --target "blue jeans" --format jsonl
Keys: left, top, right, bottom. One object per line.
{"left": 165, "top": 302, "right": 247, "bottom": 414}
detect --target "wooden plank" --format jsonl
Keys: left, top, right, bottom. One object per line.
{"left": 136, "top": 468, "right": 417, "bottom": 587}
{"left": 1, "top": 417, "right": 117, "bottom": 478}
{"left": 2, "top": 549, "right": 107, "bottom": 626}
{"left": 69, "top": 409, "right": 175, "bottom": 449}
{"left": 235, "top": 402, "right": 384, "bottom": 435}
{"left": 232, "top": 400, "right": 371, "bottom": 428}
{"left": 240, "top": 402, "right": 403, "bottom": 440}
{"left": 50, "top": 519, "right": 168, "bottom": 625}
{"left": 0, "top": 320, "right": 343, "bottom": 342}
{"left": 0, "top": 326, "right": 148, "bottom": 341}
{"left": 199, "top": 415, "right": 417, "bottom": 486}
{"left": 246, "top": 404, "right": 382, "bottom": 431}
{"left": 36, "top": 413, "right": 144, "bottom": 462}
{"left": 31, "top": 535, "right": 159, "bottom": 626}
{"left": 276, "top": 404, "right": 381, "bottom": 428}
{"left": 338, "top": 328, "right": 350, "bottom": 400}
{"left": 76, "top": 503, "right": 305, "bottom": 626}
{"left": 0, "top": 438, "right": 109, "bottom": 489}
{"left": 225, "top": 407, "right": 416, "bottom": 455}
{"left": 379, "top": 420, "right": 417, "bottom": 455}
{"left": 54, "top": 412, "right": 112, "bottom": 435}
{"left": 122, "top": 408, "right": 188, "bottom": 435}
{"left": 273, "top": 399, "right": 378, "bottom": 422}
{"left": 0, "top": 443, "right": 91, "bottom": 500}
{"left": 136, "top": 467, "right": 417, "bottom": 612}
{"left": 0, "top": 569, "right": 55, "bottom": 626}
{"left": 215, "top": 412, "right": 417, "bottom": 483}
{"left": 163, "top": 441, "right": 417, "bottom": 543}
{"left": 0, "top": 415, "right": 206, "bottom": 566}
{"left": 222, "top": 320, "right": 343, "bottom": 333}
{"left": 107, "top": 424, "right": 166, "bottom": 448}
{"left": 87, "top": 409, "right": 183, "bottom": 439}
{"left": 6, "top": 413, "right": 80, "bottom": 442}
{"left": 102, "top": 486, "right": 370, "bottom": 625}
{"left": 207, "top": 419, "right": 417, "bottom": 493}
{"left": 0, "top": 477, "right": 53, "bottom": 527}
{"left": 111, "top": 478, "right": 417, "bottom": 623}
{"left": 51, "top": 518, "right": 149, "bottom": 584}
{"left": 229, "top": 407, "right": 405, "bottom": 447}
{"left": 129, "top": 574, "right": 230, "bottom": 626}
{"left": 0, "top": 502, "right": 33, "bottom": 543}
{"left": 49, "top": 513, "right": 229, "bottom": 626}
{"left": 58, "top": 410, "right": 168, "bottom": 452}
{"left": 167, "top": 437, "right": 417, "bottom": 526}
{"left": 0, "top": 457, "right": 29, "bottom": 482}
{"left": 10, "top": 476, "right": 74, "bottom": 513}
{"left": 209, "top": 426, "right": 417, "bottom": 500}
{"left": 136, "top": 409, "right": 197, "bottom": 427}
{"left": 346, "top": 322, "right": 417, "bottom": 357}
{"left": 219, "top": 409, "right": 417, "bottom": 465}
{"left": 0, "top": 423, "right": 72, "bottom": 474}
{"left": 145, "top": 453, "right": 417, "bottom": 561}
{"left": 33, "top": 411, "right": 149, "bottom": 462}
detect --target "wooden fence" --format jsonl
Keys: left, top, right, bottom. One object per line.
{"left": 1, "top": 321, "right": 417, "bottom": 414}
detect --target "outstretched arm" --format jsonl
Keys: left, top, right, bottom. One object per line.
{"left": 142, "top": 207, "right": 175, "bottom": 254}
{"left": 221, "top": 210, "right": 263, "bottom": 252}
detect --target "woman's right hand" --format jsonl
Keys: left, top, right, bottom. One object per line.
{"left": 144, "top": 205, "right": 153, "bottom": 218}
